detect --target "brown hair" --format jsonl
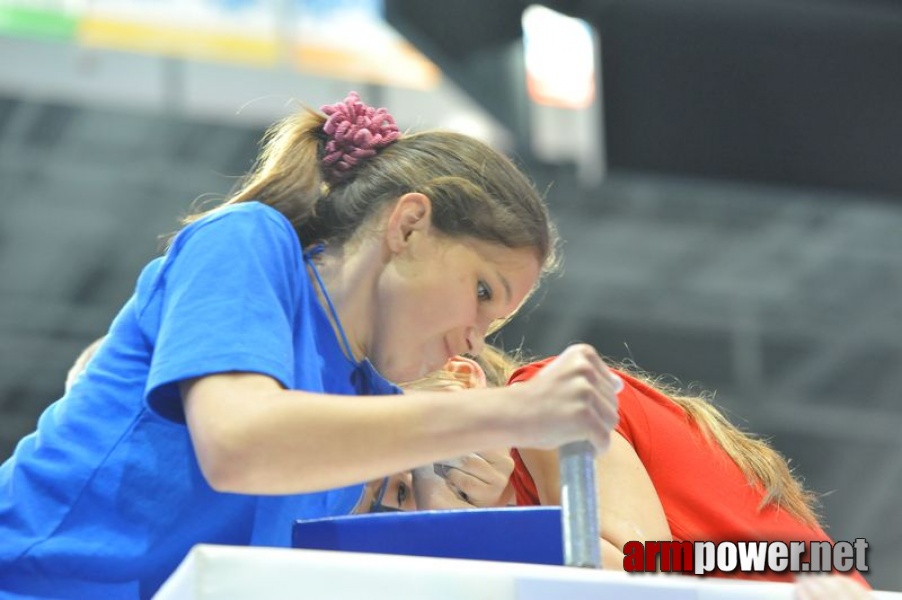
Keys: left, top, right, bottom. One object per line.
{"left": 181, "top": 107, "right": 559, "bottom": 276}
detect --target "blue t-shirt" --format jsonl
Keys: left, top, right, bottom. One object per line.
{"left": 0, "top": 202, "right": 400, "bottom": 598}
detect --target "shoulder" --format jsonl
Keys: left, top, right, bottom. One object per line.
{"left": 508, "top": 358, "right": 661, "bottom": 415}
{"left": 507, "top": 358, "right": 659, "bottom": 427}
{"left": 171, "top": 201, "right": 299, "bottom": 254}
{"left": 612, "top": 370, "right": 689, "bottom": 416}
{"left": 507, "top": 357, "right": 556, "bottom": 384}
{"left": 161, "top": 202, "right": 306, "bottom": 286}
{"left": 142, "top": 201, "right": 309, "bottom": 312}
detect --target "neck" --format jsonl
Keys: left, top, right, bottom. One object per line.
{"left": 307, "top": 241, "right": 378, "bottom": 363}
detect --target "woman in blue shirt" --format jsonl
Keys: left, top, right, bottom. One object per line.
{"left": 0, "top": 92, "right": 621, "bottom": 598}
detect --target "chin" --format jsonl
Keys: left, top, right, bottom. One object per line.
{"left": 379, "top": 351, "right": 443, "bottom": 383}
{"left": 380, "top": 362, "right": 424, "bottom": 385}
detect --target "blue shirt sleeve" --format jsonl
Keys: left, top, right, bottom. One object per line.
{"left": 141, "top": 203, "right": 304, "bottom": 422}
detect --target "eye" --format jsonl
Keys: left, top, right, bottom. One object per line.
{"left": 477, "top": 280, "right": 493, "bottom": 302}
{"left": 397, "top": 480, "right": 409, "bottom": 505}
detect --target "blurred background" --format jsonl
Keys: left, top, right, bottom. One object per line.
{"left": 0, "top": 0, "right": 899, "bottom": 589}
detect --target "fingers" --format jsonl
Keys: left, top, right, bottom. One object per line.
{"left": 610, "top": 373, "right": 625, "bottom": 393}
{"left": 450, "top": 451, "right": 515, "bottom": 480}
{"left": 521, "top": 344, "right": 621, "bottom": 452}
{"left": 566, "top": 380, "right": 616, "bottom": 452}
{"left": 566, "top": 345, "right": 621, "bottom": 436}
{"left": 433, "top": 451, "right": 515, "bottom": 507}
{"left": 412, "top": 465, "right": 476, "bottom": 510}
{"left": 557, "top": 343, "right": 623, "bottom": 393}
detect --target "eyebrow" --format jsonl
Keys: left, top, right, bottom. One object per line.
{"left": 496, "top": 269, "right": 512, "bottom": 305}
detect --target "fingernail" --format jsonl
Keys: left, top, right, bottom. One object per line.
{"left": 611, "top": 374, "right": 624, "bottom": 393}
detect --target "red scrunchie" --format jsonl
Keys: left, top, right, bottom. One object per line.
{"left": 320, "top": 91, "right": 401, "bottom": 183}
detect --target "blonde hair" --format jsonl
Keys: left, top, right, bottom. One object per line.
{"left": 400, "top": 369, "right": 468, "bottom": 392}
{"left": 180, "top": 107, "right": 559, "bottom": 276}
{"left": 65, "top": 337, "right": 105, "bottom": 392}
{"left": 472, "top": 344, "right": 523, "bottom": 388}
{"left": 619, "top": 363, "right": 821, "bottom": 527}
{"left": 481, "top": 346, "right": 821, "bottom": 527}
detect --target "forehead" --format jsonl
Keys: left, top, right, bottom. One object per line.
{"left": 457, "top": 237, "right": 540, "bottom": 269}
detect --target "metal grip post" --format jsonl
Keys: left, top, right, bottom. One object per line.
{"left": 559, "top": 440, "right": 600, "bottom": 568}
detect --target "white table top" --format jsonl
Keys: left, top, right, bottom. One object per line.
{"left": 154, "top": 544, "right": 899, "bottom": 600}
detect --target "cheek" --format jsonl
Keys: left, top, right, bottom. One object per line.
{"left": 381, "top": 273, "right": 475, "bottom": 341}
{"left": 437, "top": 280, "right": 477, "bottom": 320}
{"left": 397, "top": 303, "right": 442, "bottom": 335}
{"left": 378, "top": 279, "right": 433, "bottom": 335}
{"left": 403, "top": 290, "right": 465, "bottom": 333}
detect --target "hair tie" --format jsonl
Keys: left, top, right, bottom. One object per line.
{"left": 320, "top": 91, "right": 401, "bottom": 183}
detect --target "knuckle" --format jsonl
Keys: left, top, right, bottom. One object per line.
{"left": 576, "top": 379, "right": 597, "bottom": 398}
{"left": 457, "top": 478, "right": 477, "bottom": 494}
{"left": 574, "top": 403, "right": 593, "bottom": 423}
{"left": 574, "top": 361, "right": 593, "bottom": 379}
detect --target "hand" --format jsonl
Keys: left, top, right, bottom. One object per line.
{"left": 794, "top": 575, "right": 873, "bottom": 600}
{"left": 512, "top": 344, "right": 621, "bottom": 452}
{"left": 413, "top": 450, "right": 514, "bottom": 510}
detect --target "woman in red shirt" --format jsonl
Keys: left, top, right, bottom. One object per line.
{"left": 476, "top": 349, "right": 871, "bottom": 588}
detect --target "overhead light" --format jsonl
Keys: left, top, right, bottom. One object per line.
{"left": 522, "top": 4, "right": 596, "bottom": 110}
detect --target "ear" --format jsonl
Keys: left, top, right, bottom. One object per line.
{"left": 442, "top": 356, "right": 488, "bottom": 389}
{"left": 384, "top": 192, "right": 433, "bottom": 254}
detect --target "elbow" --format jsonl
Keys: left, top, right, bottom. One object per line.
{"left": 601, "top": 537, "right": 627, "bottom": 571}
{"left": 198, "top": 454, "right": 246, "bottom": 494}
{"left": 190, "top": 423, "right": 254, "bottom": 493}
{"left": 182, "top": 375, "right": 270, "bottom": 493}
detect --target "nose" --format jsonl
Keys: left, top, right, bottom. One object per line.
{"left": 466, "top": 327, "right": 485, "bottom": 356}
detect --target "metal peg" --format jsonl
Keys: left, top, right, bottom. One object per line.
{"left": 559, "top": 440, "right": 600, "bottom": 568}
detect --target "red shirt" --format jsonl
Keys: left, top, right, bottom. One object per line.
{"left": 509, "top": 358, "right": 869, "bottom": 586}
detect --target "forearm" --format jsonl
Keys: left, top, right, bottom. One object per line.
{"left": 185, "top": 347, "right": 620, "bottom": 496}
{"left": 185, "top": 375, "right": 519, "bottom": 494}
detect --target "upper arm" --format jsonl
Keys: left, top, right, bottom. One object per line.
{"left": 519, "top": 431, "right": 672, "bottom": 569}
{"left": 144, "top": 207, "right": 301, "bottom": 421}
{"left": 594, "top": 432, "right": 672, "bottom": 550}
{"left": 180, "top": 371, "right": 284, "bottom": 414}
{"left": 179, "top": 372, "right": 284, "bottom": 488}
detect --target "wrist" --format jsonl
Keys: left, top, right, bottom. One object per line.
{"left": 428, "top": 384, "right": 523, "bottom": 454}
